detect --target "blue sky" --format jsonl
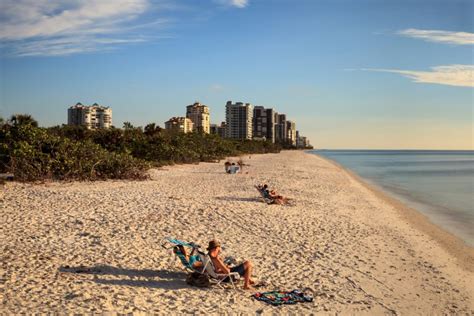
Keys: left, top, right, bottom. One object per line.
{"left": 0, "top": 0, "right": 473, "bottom": 149}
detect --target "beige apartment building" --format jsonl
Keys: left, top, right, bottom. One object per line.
{"left": 67, "top": 102, "right": 112, "bottom": 129}
{"left": 165, "top": 117, "right": 194, "bottom": 133}
{"left": 286, "top": 120, "right": 297, "bottom": 146}
{"left": 186, "top": 102, "right": 210, "bottom": 133}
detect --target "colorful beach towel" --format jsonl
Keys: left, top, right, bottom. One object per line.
{"left": 252, "top": 290, "right": 313, "bottom": 306}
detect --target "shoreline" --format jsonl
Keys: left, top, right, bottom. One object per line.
{"left": 311, "top": 152, "right": 474, "bottom": 272}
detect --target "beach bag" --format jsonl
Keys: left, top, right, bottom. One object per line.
{"left": 186, "top": 272, "right": 210, "bottom": 288}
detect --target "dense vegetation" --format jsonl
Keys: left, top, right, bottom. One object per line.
{"left": 0, "top": 114, "right": 288, "bottom": 182}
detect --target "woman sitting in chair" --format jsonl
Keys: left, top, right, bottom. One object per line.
{"left": 207, "top": 240, "right": 255, "bottom": 290}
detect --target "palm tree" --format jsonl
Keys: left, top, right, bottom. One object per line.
{"left": 9, "top": 114, "right": 38, "bottom": 127}
{"left": 123, "top": 121, "right": 134, "bottom": 130}
{"left": 144, "top": 123, "right": 161, "bottom": 136}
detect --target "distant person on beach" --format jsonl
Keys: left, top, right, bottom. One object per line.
{"left": 260, "top": 184, "right": 270, "bottom": 195}
{"left": 257, "top": 184, "right": 272, "bottom": 199}
{"left": 260, "top": 184, "right": 290, "bottom": 205}
{"left": 207, "top": 240, "right": 255, "bottom": 290}
{"left": 229, "top": 163, "right": 240, "bottom": 174}
{"left": 224, "top": 161, "right": 231, "bottom": 173}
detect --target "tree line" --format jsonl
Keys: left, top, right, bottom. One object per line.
{"left": 0, "top": 114, "right": 294, "bottom": 182}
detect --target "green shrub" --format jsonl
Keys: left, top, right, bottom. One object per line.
{"left": 1, "top": 123, "right": 149, "bottom": 181}
{"left": 1, "top": 114, "right": 283, "bottom": 182}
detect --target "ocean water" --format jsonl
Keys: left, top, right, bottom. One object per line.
{"left": 310, "top": 150, "right": 474, "bottom": 246}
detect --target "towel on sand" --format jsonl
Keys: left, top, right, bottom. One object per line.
{"left": 252, "top": 289, "right": 313, "bottom": 306}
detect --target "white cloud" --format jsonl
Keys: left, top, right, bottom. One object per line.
{"left": 214, "top": 0, "right": 249, "bottom": 8}
{"left": 0, "top": 0, "right": 170, "bottom": 56}
{"left": 209, "top": 84, "right": 225, "bottom": 92}
{"left": 362, "top": 65, "right": 474, "bottom": 88}
{"left": 398, "top": 28, "right": 474, "bottom": 45}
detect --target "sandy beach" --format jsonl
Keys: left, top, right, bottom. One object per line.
{"left": 1, "top": 150, "right": 473, "bottom": 314}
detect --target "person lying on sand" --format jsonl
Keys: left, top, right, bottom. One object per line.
{"left": 207, "top": 239, "right": 255, "bottom": 290}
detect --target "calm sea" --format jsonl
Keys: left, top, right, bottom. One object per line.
{"left": 310, "top": 150, "right": 474, "bottom": 246}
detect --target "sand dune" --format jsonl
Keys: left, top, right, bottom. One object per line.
{"left": 2, "top": 151, "right": 473, "bottom": 314}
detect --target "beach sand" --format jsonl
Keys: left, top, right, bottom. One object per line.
{"left": 2, "top": 151, "right": 473, "bottom": 314}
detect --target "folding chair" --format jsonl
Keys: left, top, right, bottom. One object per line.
{"left": 162, "top": 237, "right": 202, "bottom": 272}
{"left": 197, "top": 251, "right": 240, "bottom": 290}
{"left": 163, "top": 237, "right": 240, "bottom": 290}
{"left": 255, "top": 185, "right": 275, "bottom": 204}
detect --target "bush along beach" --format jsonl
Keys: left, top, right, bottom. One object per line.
{"left": 0, "top": 114, "right": 286, "bottom": 182}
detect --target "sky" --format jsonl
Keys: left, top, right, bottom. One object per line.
{"left": 0, "top": 0, "right": 473, "bottom": 149}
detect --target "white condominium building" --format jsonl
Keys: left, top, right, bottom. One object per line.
{"left": 186, "top": 102, "right": 210, "bottom": 134}
{"left": 225, "top": 101, "right": 253, "bottom": 140}
{"left": 67, "top": 103, "right": 112, "bottom": 129}
{"left": 165, "top": 117, "right": 194, "bottom": 133}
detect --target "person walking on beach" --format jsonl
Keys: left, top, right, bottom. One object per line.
{"left": 207, "top": 240, "right": 255, "bottom": 290}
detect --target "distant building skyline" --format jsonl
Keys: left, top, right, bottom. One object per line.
{"left": 296, "top": 130, "right": 310, "bottom": 149}
{"left": 64, "top": 98, "right": 311, "bottom": 145}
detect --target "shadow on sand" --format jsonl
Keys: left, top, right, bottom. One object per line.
{"left": 59, "top": 265, "right": 190, "bottom": 290}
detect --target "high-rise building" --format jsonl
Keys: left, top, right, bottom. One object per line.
{"left": 286, "top": 120, "right": 296, "bottom": 146}
{"left": 225, "top": 101, "right": 253, "bottom": 139}
{"left": 253, "top": 106, "right": 276, "bottom": 143}
{"left": 296, "top": 130, "right": 311, "bottom": 148}
{"left": 210, "top": 122, "right": 226, "bottom": 138}
{"left": 67, "top": 102, "right": 112, "bottom": 129}
{"left": 296, "top": 130, "right": 302, "bottom": 148}
{"left": 274, "top": 113, "right": 287, "bottom": 143}
{"left": 164, "top": 117, "right": 194, "bottom": 133}
{"left": 186, "top": 102, "right": 210, "bottom": 134}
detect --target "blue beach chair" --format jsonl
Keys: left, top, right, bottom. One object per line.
{"left": 163, "top": 237, "right": 240, "bottom": 290}
{"left": 255, "top": 185, "right": 275, "bottom": 204}
{"left": 162, "top": 237, "right": 202, "bottom": 272}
